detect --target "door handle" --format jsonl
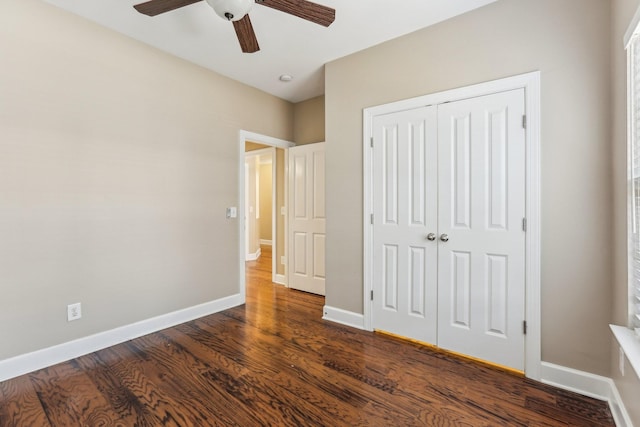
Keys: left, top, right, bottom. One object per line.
{"left": 440, "top": 233, "right": 449, "bottom": 242}
{"left": 426, "top": 233, "right": 436, "bottom": 241}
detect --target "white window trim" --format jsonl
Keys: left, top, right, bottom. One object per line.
{"left": 611, "top": 11, "right": 640, "bottom": 381}
{"left": 611, "top": 325, "right": 640, "bottom": 379}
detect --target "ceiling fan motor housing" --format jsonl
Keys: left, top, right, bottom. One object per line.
{"left": 205, "top": 0, "right": 254, "bottom": 21}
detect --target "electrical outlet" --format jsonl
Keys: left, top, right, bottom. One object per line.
{"left": 67, "top": 303, "right": 82, "bottom": 322}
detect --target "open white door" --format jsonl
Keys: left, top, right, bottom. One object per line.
{"left": 288, "top": 143, "right": 326, "bottom": 295}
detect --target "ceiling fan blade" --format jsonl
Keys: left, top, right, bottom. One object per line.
{"left": 257, "top": 0, "right": 335, "bottom": 27}
{"left": 233, "top": 15, "right": 260, "bottom": 53}
{"left": 134, "top": 0, "right": 202, "bottom": 17}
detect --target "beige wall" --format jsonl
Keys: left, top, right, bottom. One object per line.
{"left": 245, "top": 141, "right": 266, "bottom": 152}
{"left": 611, "top": 0, "right": 640, "bottom": 424}
{"left": 293, "top": 95, "right": 325, "bottom": 145}
{"left": 325, "top": 0, "right": 613, "bottom": 375}
{"left": 0, "top": 0, "right": 293, "bottom": 360}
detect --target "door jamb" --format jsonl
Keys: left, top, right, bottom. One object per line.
{"left": 362, "top": 71, "right": 541, "bottom": 380}
{"left": 238, "top": 130, "right": 295, "bottom": 302}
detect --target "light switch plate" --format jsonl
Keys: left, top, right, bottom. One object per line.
{"left": 226, "top": 207, "right": 237, "bottom": 218}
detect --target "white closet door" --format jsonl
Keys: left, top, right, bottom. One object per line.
{"left": 437, "top": 89, "right": 526, "bottom": 371}
{"left": 371, "top": 107, "right": 439, "bottom": 344}
{"left": 288, "top": 143, "right": 326, "bottom": 295}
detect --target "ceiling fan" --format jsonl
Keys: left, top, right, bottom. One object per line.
{"left": 133, "top": 0, "right": 336, "bottom": 54}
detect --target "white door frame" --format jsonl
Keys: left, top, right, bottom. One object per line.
{"left": 362, "top": 71, "right": 541, "bottom": 380}
{"left": 238, "top": 130, "right": 295, "bottom": 302}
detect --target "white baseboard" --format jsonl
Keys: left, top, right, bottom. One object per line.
{"left": 540, "top": 362, "right": 633, "bottom": 427}
{"left": 273, "top": 274, "right": 286, "bottom": 285}
{"left": 260, "top": 239, "right": 273, "bottom": 246}
{"left": 608, "top": 380, "right": 635, "bottom": 427}
{"left": 246, "top": 247, "right": 261, "bottom": 261}
{"left": 0, "top": 293, "right": 243, "bottom": 383}
{"left": 322, "top": 305, "right": 365, "bottom": 330}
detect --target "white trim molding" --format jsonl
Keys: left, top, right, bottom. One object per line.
{"left": 0, "top": 293, "right": 243, "bottom": 383}
{"left": 322, "top": 305, "right": 365, "bottom": 330}
{"left": 362, "top": 71, "right": 542, "bottom": 379}
{"left": 246, "top": 247, "right": 261, "bottom": 261}
{"left": 260, "top": 239, "right": 273, "bottom": 246}
{"left": 541, "top": 362, "right": 633, "bottom": 427}
{"left": 611, "top": 324, "right": 640, "bottom": 380}
{"left": 274, "top": 273, "right": 287, "bottom": 286}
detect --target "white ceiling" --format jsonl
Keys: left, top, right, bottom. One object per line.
{"left": 43, "top": 0, "right": 496, "bottom": 103}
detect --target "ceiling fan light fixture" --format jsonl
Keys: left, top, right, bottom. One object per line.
{"left": 205, "top": 0, "right": 253, "bottom": 22}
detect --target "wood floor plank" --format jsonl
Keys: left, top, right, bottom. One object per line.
{"left": 0, "top": 375, "right": 51, "bottom": 427}
{"left": 94, "top": 343, "right": 222, "bottom": 426}
{"left": 27, "top": 362, "right": 120, "bottom": 426}
{"left": 73, "top": 353, "right": 166, "bottom": 427}
{"left": 149, "top": 328, "right": 368, "bottom": 426}
{"left": 0, "top": 245, "right": 615, "bottom": 426}
{"left": 128, "top": 331, "right": 264, "bottom": 426}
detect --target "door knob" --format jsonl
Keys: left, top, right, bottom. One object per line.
{"left": 426, "top": 233, "right": 436, "bottom": 241}
{"left": 440, "top": 233, "right": 449, "bottom": 242}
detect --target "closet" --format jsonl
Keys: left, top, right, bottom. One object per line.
{"left": 370, "top": 88, "right": 526, "bottom": 371}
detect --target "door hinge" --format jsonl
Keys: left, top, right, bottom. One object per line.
{"left": 370, "top": 137, "right": 374, "bottom": 148}
{"left": 523, "top": 320, "right": 527, "bottom": 335}
{"left": 522, "top": 115, "right": 527, "bottom": 129}
{"left": 370, "top": 214, "right": 374, "bottom": 225}
{"left": 370, "top": 290, "right": 374, "bottom": 301}
{"left": 522, "top": 217, "right": 527, "bottom": 232}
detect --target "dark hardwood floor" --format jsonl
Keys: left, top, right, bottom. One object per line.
{"left": 0, "top": 245, "right": 614, "bottom": 426}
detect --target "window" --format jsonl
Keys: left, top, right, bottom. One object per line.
{"left": 629, "top": 34, "right": 640, "bottom": 335}
{"left": 613, "top": 7, "right": 640, "bottom": 382}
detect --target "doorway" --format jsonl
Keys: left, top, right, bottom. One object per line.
{"left": 238, "top": 131, "right": 294, "bottom": 301}
{"left": 244, "top": 148, "right": 274, "bottom": 262}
